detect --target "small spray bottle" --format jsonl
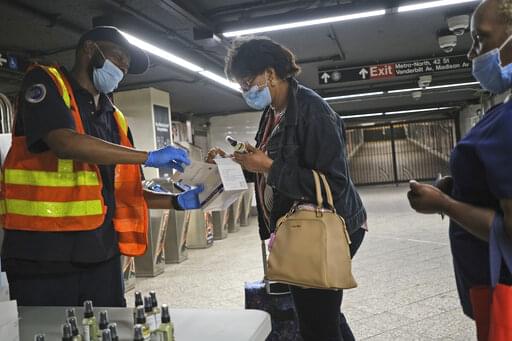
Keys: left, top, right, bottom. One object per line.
{"left": 144, "top": 296, "right": 157, "bottom": 332}
{"left": 67, "top": 317, "right": 82, "bottom": 341}
{"left": 135, "top": 306, "right": 151, "bottom": 340}
{"left": 82, "top": 301, "right": 98, "bottom": 341}
{"left": 101, "top": 329, "right": 112, "bottom": 341}
{"left": 156, "top": 304, "right": 175, "bottom": 341}
{"left": 108, "top": 323, "right": 119, "bottom": 341}
{"left": 99, "top": 311, "right": 110, "bottom": 337}
{"left": 34, "top": 334, "right": 46, "bottom": 341}
{"left": 66, "top": 308, "right": 76, "bottom": 319}
{"left": 226, "top": 136, "right": 247, "bottom": 153}
{"left": 149, "top": 291, "right": 161, "bottom": 329}
{"left": 133, "top": 324, "right": 149, "bottom": 341}
{"left": 62, "top": 322, "right": 73, "bottom": 341}
{"left": 134, "top": 291, "right": 144, "bottom": 323}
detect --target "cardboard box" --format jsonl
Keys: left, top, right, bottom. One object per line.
{"left": 173, "top": 158, "right": 248, "bottom": 212}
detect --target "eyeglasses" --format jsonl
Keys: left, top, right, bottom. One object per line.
{"left": 240, "top": 74, "right": 267, "bottom": 92}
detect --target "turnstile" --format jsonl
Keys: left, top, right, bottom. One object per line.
{"left": 186, "top": 210, "right": 214, "bottom": 249}
{"left": 228, "top": 194, "right": 244, "bottom": 233}
{"left": 135, "top": 209, "right": 168, "bottom": 277}
{"left": 164, "top": 209, "right": 190, "bottom": 264}
{"left": 211, "top": 210, "right": 229, "bottom": 240}
{"left": 239, "top": 184, "right": 255, "bottom": 226}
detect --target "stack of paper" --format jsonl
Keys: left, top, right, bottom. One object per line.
{"left": 173, "top": 158, "right": 248, "bottom": 212}
{"left": 0, "top": 260, "right": 19, "bottom": 341}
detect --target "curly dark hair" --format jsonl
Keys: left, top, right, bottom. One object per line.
{"left": 224, "top": 36, "right": 301, "bottom": 81}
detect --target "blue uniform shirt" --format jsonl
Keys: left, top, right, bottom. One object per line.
{"left": 449, "top": 98, "right": 512, "bottom": 317}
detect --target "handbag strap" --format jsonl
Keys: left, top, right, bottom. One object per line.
{"left": 318, "top": 173, "right": 335, "bottom": 209}
{"left": 312, "top": 170, "right": 324, "bottom": 209}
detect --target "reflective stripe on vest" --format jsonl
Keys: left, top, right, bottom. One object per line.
{"left": 5, "top": 199, "right": 103, "bottom": 217}
{"left": 4, "top": 160, "right": 99, "bottom": 187}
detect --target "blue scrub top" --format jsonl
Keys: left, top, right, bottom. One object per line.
{"left": 449, "top": 98, "right": 512, "bottom": 318}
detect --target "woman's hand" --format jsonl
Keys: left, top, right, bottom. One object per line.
{"left": 407, "top": 180, "right": 450, "bottom": 214}
{"left": 205, "top": 147, "right": 227, "bottom": 164}
{"left": 233, "top": 144, "right": 273, "bottom": 173}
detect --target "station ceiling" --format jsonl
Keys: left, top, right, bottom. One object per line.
{"left": 0, "top": 0, "right": 482, "bottom": 121}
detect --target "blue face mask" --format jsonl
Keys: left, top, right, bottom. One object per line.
{"left": 472, "top": 35, "right": 512, "bottom": 94}
{"left": 92, "top": 46, "right": 124, "bottom": 94}
{"left": 242, "top": 83, "right": 272, "bottom": 110}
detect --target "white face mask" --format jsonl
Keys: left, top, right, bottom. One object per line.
{"left": 92, "top": 45, "right": 124, "bottom": 94}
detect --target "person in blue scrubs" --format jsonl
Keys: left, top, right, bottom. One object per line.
{"left": 408, "top": 0, "right": 512, "bottom": 319}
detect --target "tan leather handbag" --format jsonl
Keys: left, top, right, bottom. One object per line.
{"left": 266, "top": 170, "right": 357, "bottom": 290}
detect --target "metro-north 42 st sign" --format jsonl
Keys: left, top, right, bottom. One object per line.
{"left": 318, "top": 55, "right": 470, "bottom": 85}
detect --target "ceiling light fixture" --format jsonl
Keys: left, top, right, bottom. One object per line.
{"left": 340, "top": 112, "right": 384, "bottom": 119}
{"left": 222, "top": 9, "right": 386, "bottom": 37}
{"left": 198, "top": 71, "right": 241, "bottom": 91}
{"left": 385, "top": 106, "right": 454, "bottom": 115}
{"left": 324, "top": 91, "right": 385, "bottom": 101}
{"left": 121, "top": 31, "right": 241, "bottom": 92}
{"left": 388, "top": 81, "right": 480, "bottom": 93}
{"left": 397, "top": 0, "right": 479, "bottom": 13}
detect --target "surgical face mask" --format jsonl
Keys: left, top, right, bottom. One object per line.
{"left": 472, "top": 35, "right": 512, "bottom": 94}
{"left": 92, "top": 45, "right": 124, "bottom": 94}
{"left": 242, "top": 82, "right": 272, "bottom": 110}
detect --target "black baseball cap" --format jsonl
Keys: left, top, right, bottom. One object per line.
{"left": 78, "top": 26, "right": 149, "bottom": 74}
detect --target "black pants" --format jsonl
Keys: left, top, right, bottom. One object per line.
{"left": 5, "top": 256, "right": 126, "bottom": 307}
{"left": 290, "top": 228, "right": 366, "bottom": 341}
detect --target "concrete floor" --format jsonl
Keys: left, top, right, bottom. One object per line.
{"left": 128, "top": 184, "right": 476, "bottom": 341}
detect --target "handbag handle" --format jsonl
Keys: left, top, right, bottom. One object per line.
{"left": 312, "top": 170, "right": 335, "bottom": 209}
{"left": 318, "top": 173, "right": 335, "bottom": 209}
{"left": 312, "top": 170, "right": 324, "bottom": 208}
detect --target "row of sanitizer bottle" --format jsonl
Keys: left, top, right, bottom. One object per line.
{"left": 133, "top": 291, "right": 175, "bottom": 341}
{"left": 33, "top": 291, "right": 174, "bottom": 341}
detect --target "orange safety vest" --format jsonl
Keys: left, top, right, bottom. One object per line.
{"left": 0, "top": 65, "right": 148, "bottom": 256}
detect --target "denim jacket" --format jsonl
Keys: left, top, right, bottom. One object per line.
{"left": 253, "top": 78, "right": 367, "bottom": 240}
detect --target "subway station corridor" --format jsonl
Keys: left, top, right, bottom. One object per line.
{"left": 131, "top": 185, "right": 475, "bottom": 340}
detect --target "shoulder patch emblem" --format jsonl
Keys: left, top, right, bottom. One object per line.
{"left": 25, "top": 83, "right": 47, "bottom": 104}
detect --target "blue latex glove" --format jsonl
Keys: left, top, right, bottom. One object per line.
{"left": 176, "top": 184, "right": 204, "bottom": 210}
{"left": 145, "top": 146, "right": 191, "bottom": 172}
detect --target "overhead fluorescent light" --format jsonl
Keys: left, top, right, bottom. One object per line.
{"left": 223, "top": 9, "right": 386, "bottom": 37}
{"left": 340, "top": 112, "right": 384, "bottom": 119}
{"left": 388, "top": 81, "right": 480, "bottom": 93}
{"left": 121, "top": 31, "right": 204, "bottom": 72}
{"left": 398, "top": 0, "right": 479, "bottom": 13}
{"left": 324, "top": 91, "right": 384, "bottom": 101}
{"left": 198, "top": 71, "right": 241, "bottom": 92}
{"left": 385, "top": 106, "right": 454, "bottom": 115}
{"left": 428, "top": 81, "right": 479, "bottom": 89}
{"left": 121, "top": 31, "right": 241, "bottom": 92}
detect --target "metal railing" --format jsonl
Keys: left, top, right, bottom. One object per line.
{"left": 346, "top": 119, "right": 456, "bottom": 185}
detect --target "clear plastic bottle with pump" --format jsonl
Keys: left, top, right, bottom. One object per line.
{"left": 67, "top": 317, "right": 82, "bottom": 341}
{"left": 108, "top": 323, "right": 119, "bottom": 341}
{"left": 135, "top": 306, "right": 151, "bottom": 340}
{"left": 155, "top": 304, "right": 175, "bottom": 341}
{"left": 149, "top": 291, "right": 161, "bottom": 329}
{"left": 144, "top": 296, "right": 157, "bottom": 332}
{"left": 133, "top": 291, "right": 143, "bottom": 323}
{"left": 82, "top": 300, "right": 98, "bottom": 341}
{"left": 134, "top": 324, "right": 150, "bottom": 341}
